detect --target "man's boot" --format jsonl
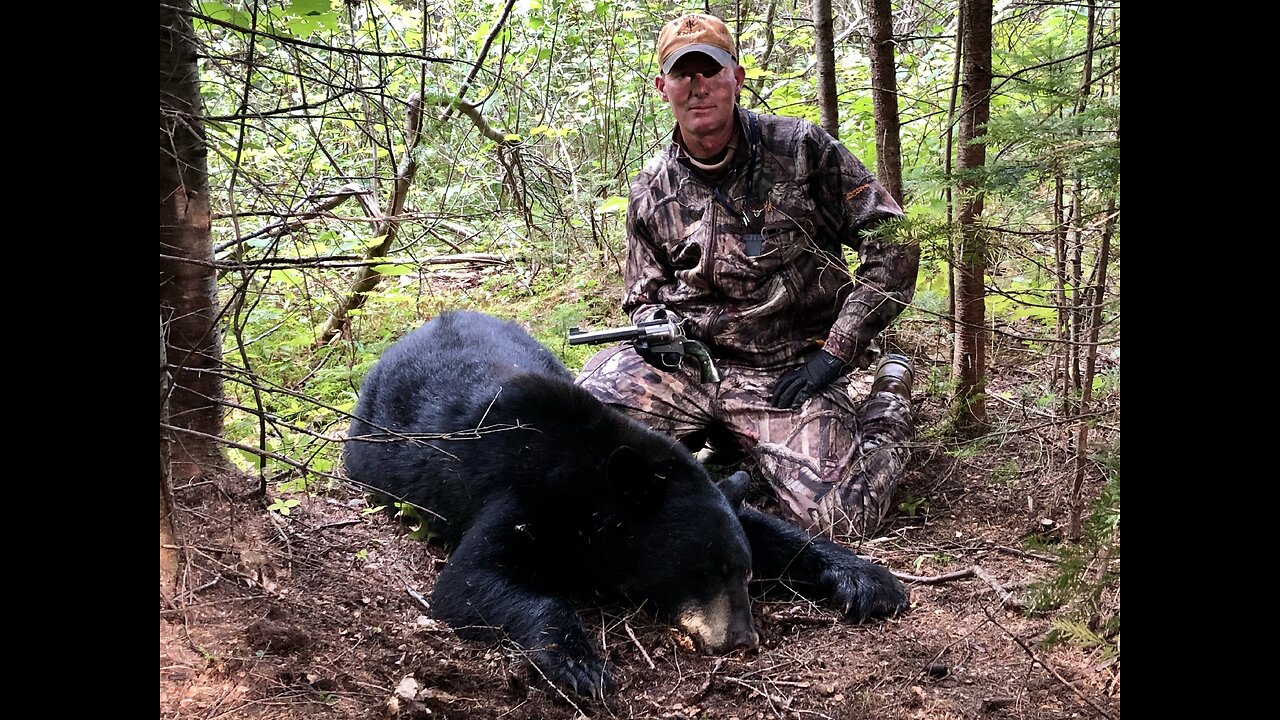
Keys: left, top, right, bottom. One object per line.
{"left": 813, "top": 353, "right": 916, "bottom": 538}
{"left": 871, "top": 353, "right": 913, "bottom": 399}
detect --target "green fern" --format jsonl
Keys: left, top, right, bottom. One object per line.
{"left": 1027, "top": 441, "right": 1119, "bottom": 656}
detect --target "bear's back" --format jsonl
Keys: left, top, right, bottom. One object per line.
{"left": 350, "top": 311, "right": 571, "bottom": 433}
{"left": 344, "top": 311, "right": 597, "bottom": 533}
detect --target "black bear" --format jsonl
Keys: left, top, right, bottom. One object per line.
{"left": 343, "top": 310, "right": 908, "bottom": 699}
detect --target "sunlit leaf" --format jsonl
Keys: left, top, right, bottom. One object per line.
{"left": 596, "top": 196, "right": 628, "bottom": 215}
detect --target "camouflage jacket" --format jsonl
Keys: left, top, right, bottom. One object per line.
{"left": 624, "top": 107, "right": 917, "bottom": 370}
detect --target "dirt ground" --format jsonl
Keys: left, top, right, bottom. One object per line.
{"left": 159, "top": 345, "right": 1120, "bottom": 720}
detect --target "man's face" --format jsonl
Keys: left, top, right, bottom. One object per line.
{"left": 656, "top": 53, "right": 745, "bottom": 141}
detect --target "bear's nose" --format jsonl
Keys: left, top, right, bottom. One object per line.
{"left": 730, "top": 628, "right": 760, "bottom": 652}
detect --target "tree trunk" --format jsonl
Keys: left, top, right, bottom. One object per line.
{"left": 944, "top": 9, "right": 962, "bottom": 335}
{"left": 160, "top": 314, "right": 181, "bottom": 599}
{"left": 951, "top": 0, "right": 993, "bottom": 435}
{"left": 812, "top": 0, "right": 839, "bottom": 137}
{"left": 1067, "top": 0, "right": 1102, "bottom": 540}
{"left": 865, "top": 0, "right": 903, "bottom": 204}
{"left": 160, "top": 0, "right": 225, "bottom": 479}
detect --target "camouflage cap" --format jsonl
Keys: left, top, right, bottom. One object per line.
{"left": 657, "top": 13, "right": 738, "bottom": 74}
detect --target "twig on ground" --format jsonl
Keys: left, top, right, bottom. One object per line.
{"left": 983, "top": 606, "right": 1116, "bottom": 720}
{"left": 894, "top": 565, "right": 1025, "bottom": 611}
{"left": 163, "top": 572, "right": 222, "bottom": 609}
{"left": 405, "top": 585, "right": 431, "bottom": 612}
{"left": 683, "top": 657, "right": 724, "bottom": 704}
{"left": 318, "top": 519, "right": 363, "bottom": 531}
{"left": 761, "top": 610, "right": 837, "bottom": 628}
{"left": 510, "top": 643, "right": 590, "bottom": 718}
{"left": 721, "top": 674, "right": 794, "bottom": 714}
{"left": 985, "top": 541, "right": 1059, "bottom": 564}
{"left": 893, "top": 567, "right": 977, "bottom": 584}
{"left": 624, "top": 622, "right": 656, "bottom": 669}
{"left": 972, "top": 566, "right": 1026, "bottom": 611}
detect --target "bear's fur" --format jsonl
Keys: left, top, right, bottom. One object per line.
{"left": 344, "top": 310, "right": 908, "bottom": 699}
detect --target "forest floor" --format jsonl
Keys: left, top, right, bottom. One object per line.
{"left": 159, "top": 324, "right": 1120, "bottom": 720}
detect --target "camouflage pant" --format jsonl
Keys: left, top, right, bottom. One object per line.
{"left": 576, "top": 345, "right": 914, "bottom": 539}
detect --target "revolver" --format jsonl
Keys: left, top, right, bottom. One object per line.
{"left": 568, "top": 316, "right": 723, "bottom": 383}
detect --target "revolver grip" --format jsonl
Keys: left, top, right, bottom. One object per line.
{"left": 683, "top": 340, "right": 722, "bottom": 383}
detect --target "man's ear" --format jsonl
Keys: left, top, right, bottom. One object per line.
{"left": 655, "top": 75, "right": 669, "bottom": 101}
{"left": 734, "top": 64, "right": 746, "bottom": 93}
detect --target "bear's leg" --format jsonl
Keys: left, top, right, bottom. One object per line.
{"left": 431, "top": 517, "right": 611, "bottom": 699}
{"left": 737, "top": 505, "right": 910, "bottom": 623}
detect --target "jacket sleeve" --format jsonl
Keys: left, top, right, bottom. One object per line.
{"left": 621, "top": 182, "right": 678, "bottom": 326}
{"left": 817, "top": 140, "right": 919, "bottom": 367}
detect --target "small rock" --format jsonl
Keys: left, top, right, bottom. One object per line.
{"left": 394, "top": 675, "right": 420, "bottom": 701}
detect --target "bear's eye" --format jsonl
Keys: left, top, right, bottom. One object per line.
{"left": 720, "top": 562, "right": 749, "bottom": 581}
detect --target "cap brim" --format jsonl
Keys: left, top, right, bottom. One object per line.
{"left": 661, "top": 45, "right": 735, "bottom": 74}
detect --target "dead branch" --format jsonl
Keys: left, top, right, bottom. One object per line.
{"left": 983, "top": 606, "right": 1116, "bottom": 720}
{"left": 406, "top": 586, "right": 431, "bottom": 612}
{"left": 683, "top": 657, "right": 725, "bottom": 704}
{"left": 439, "top": 0, "right": 518, "bottom": 123}
{"left": 893, "top": 567, "right": 978, "bottom": 584}
{"left": 163, "top": 252, "right": 508, "bottom": 272}
{"left": 894, "top": 564, "right": 1025, "bottom": 611}
{"left": 972, "top": 565, "right": 1024, "bottom": 611}
{"left": 213, "top": 183, "right": 375, "bottom": 254}
{"left": 624, "top": 622, "right": 656, "bottom": 670}
{"left": 316, "top": 93, "right": 425, "bottom": 347}
{"left": 450, "top": 99, "right": 519, "bottom": 146}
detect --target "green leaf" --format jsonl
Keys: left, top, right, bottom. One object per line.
{"left": 597, "top": 196, "right": 628, "bottom": 215}
{"left": 286, "top": 0, "right": 331, "bottom": 15}
{"left": 372, "top": 263, "right": 416, "bottom": 276}
{"left": 197, "top": 1, "right": 250, "bottom": 27}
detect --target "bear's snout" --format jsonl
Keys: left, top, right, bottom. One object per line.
{"left": 677, "top": 591, "right": 759, "bottom": 655}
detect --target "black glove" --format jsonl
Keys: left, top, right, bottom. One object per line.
{"left": 770, "top": 349, "right": 846, "bottom": 409}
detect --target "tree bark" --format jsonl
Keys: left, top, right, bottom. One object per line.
{"left": 951, "top": 0, "right": 993, "bottom": 435}
{"left": 1068, "top": 0, "right": 1101, "bottom": 540}
{"left": 160, "top": 313, "right": 181, "bottom": 599}
{"left": 161, "top": 0, "right": 225, "bottom": 478}
{"left": 865, "top": 0, "right": 903, "bottom": 204}
{"left": 813, "top": 0, "right": 840, "bottom": 138}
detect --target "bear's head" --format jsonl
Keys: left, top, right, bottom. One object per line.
{"left": 595, "top": 445, "right": 759, "bottom": 655}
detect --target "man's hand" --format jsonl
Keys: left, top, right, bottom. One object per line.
{"left": 770, "top": 349, "right": 846, "bottom": 409}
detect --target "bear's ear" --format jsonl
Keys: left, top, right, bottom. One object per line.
{"left": 716, "top": 470, "right": 751, "bottom": 510}
{"left": 606, "top": 445, "right": 666, "bottom": 506}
